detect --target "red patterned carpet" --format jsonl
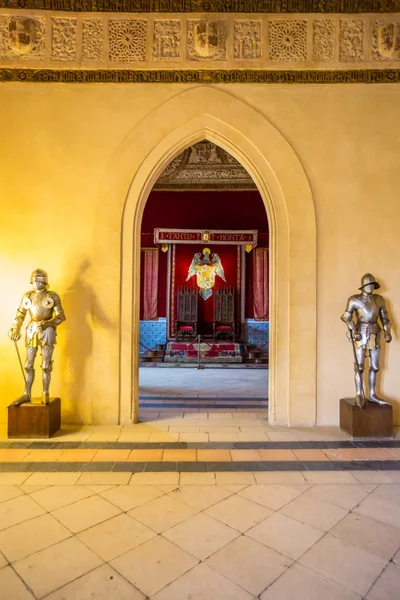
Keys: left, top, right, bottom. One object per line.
{"left": 164, "top": 341, "right": 242, "bottom": 363}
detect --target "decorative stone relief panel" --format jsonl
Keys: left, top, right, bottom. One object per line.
{"left": 109, "top": 19, "right": 147, "bottom": 62}
{"left": 154, "top": 141, "right": 256, "bottom": 190}
{"left": 51, "top": 17, "right": 76, "bottom": 62}
{"left": 153, "top": 20, "right": 181, "bottom": 61}
{"left": 313, "top": 19, "right": 335, "bottom": 61}
{"left": 2, "top": 12, "right": 400, "bottom": 74}
{"left": 339, "top": 19, "right": 364, "bottom": 61}
{"left": 82, "top": 19, "right": 104, "bottom": 62}
{"left": 269, "top": 20, "right": 307, "bottom": 62}
{"left": 372, "top": 20, "right": 400, "bottom": 60}
{"left": 233, "top": 20, "right": 262, "bottom": 59}
{"left": 187, "top": 20, "right": 227, "bottom": 61}
{"left": 0, "top": 16, "right": 45, "bottom": 60}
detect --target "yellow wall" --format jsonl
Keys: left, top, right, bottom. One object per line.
{"left": 0, "top": 83, "right": 399, "bottom": 426}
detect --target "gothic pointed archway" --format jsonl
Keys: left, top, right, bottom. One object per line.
{"left": 95, "top": 87, "right": 316, "bottom": 426}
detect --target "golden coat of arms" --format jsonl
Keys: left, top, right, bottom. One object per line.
{"left": 186, "top": 248, "right": 226, "bottom": 300}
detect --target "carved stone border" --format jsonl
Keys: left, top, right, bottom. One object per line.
{"left": 0, "top": 0, "right": 399, "bottom": 14}
{"left": 2, "top": 68, "right": 400, "bottom": 82}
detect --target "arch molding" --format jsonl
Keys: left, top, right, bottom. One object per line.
{"left": 95, "top": 87, "right": 316, "bottom": 426}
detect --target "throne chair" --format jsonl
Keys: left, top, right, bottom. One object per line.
{"left": 213, "top": 287, "right": 235, "bottom": 340}
{"left": 175, "top": 287, "right": 198, "bottom": 340}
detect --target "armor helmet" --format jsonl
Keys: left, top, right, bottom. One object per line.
{"left": 359, "top": 273, "right": 380, "bottom": 290}
{"left": 30, "top": 269, "right": 48, "bottom": 284}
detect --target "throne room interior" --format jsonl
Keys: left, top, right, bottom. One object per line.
{"left": 138, "top": 142, "right": 269, "bottom": 409}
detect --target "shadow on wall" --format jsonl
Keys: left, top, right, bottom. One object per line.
{"left": 62, "top": 259, "right": 113, "bottom": 423}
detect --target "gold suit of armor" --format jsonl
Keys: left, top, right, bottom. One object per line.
{"left": 9, "top": 269, "right": 66, "bottom": 405}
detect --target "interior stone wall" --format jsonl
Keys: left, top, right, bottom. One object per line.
{"left": 0, "top": 21, "right": 399, "bottom": 427}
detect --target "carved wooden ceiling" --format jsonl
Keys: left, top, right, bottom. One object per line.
{"left": 153, "top": 141, "right": 257, "bottom": 190}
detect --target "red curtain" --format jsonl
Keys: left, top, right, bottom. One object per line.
{"left": 253, "top": 248, "right": 269, "bottom": 321}
{"left": 142, "top": 248, "right": 159, "bottom": 320}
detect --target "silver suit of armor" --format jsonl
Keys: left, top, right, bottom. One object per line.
{"left": 9, "top": 269, "right": 66, "bottom": 405}
{"left": 341, "top": 273, "right": 392, "bottom": 408}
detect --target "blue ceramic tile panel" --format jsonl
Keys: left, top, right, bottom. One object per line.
{"left": 140, "top": 318, "right": 167, "bottom": 354}
{"left": 139, "top": 319, "right": 268, "bottom": 353}
{"left": 243, "top": 320, "right": 269, "bottom": 348}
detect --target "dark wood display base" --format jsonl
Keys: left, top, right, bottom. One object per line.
{"left": 340, "top": 397, "right": 393, "bottom": 438}
{"left": 8, "top": 398, "right": 61, "bottom": 438}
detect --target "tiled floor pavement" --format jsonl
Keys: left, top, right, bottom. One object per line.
{"left": 1, "top": 410, "right": 400, "bottom": 599}
{"left": 139, "top": 368, "right": 268, "bottom": 399}
{"left": 1, "top": 413, "right": 398, "bottom": 443}
{"left": 0, "top": 473, "right": 400, "bottom": 599}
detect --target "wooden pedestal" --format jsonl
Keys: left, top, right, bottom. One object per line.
{"left": 8, "top": 398, "right": 61, "bottom": 438}
{"left": 340, "top": 397, "right": 393, "bottom": 438}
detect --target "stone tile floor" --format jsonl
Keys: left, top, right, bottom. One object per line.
{"left": 1, "top": 407, "right": 400, "bottom": 599}
{"left": 4, "top": 416, "right": 397, "bottom": 444}
{"left": 139, "top": 368, "right": 268, "bottom": 398}
{"left": 0, "top": 473, "right": 400, "bottom": 599}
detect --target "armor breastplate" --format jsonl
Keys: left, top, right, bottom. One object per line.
{"left": 24, "top": 292, "right": 55, "bottom": 323}
{"left": 353, "top": 295, "right": 381, "bottom": 325}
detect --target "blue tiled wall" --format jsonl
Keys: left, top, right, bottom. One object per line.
{"left": 243, "top": 320, "right": 269, "bottom": 347}
{"left": 139, "top": 318, "right": 269, "bottom": 353}
{"left": 139, "top": 318, "right": 167, "bottom": 354}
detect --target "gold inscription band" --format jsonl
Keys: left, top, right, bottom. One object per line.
{"left": 0, "top": 0, "right": 399, "bottom": 13}
{"left": 1, "top": 69, "right": 400, "bottom": 84}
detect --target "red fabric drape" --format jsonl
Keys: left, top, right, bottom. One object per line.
{"left": 253, "top": 248, "right": 269, "bottom": 321}
{"left": 142, "top": 248, "right": 159, "bottom": 320}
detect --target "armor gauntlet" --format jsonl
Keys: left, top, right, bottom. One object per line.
{"left": 381, "top": 310, "right": 391, "bottom": 340}
{"left": 11, "top": 309, "right": 25, "bottom": 335}
{"left": 10, "top": 298, "right": 28, "bottom": 338}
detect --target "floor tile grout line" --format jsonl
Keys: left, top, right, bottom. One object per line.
{"left": 362, "top": 561, "right": 392, "bottom": 600}
{"left": 291, "top": 538, "right": 390, "bottom": 599}
{"left": 9, "top": 562, "right": 38, "bottom": 600}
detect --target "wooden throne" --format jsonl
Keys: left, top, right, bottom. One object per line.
{"left": 213, "top": 287, "right": 235, "bottom": 340}
{"left": 176, "top": 287, "right": 198, "bottom": 340}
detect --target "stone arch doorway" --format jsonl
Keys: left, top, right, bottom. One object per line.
{"left": 96, "top": 87, "right": 316, "bottom": 426}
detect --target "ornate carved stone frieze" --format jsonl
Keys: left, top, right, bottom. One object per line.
{"left": 269, "top": 19, "right": 307, "bottom": 62}
{"left": 0, "top": 0, "right": 399, "bottom": 13}
{"left": 153, "top": 19, "right": 181, "bottom": 60}
{"left": 0, "top": 15, "right": 45, "bottom": 60}
{"left": 109, "top": 19, "right": 147, "bottom": 62}
{"left": 372, "top": 20, "right": 400, "bottom": 60}
{"left": 340, "top": 19, "right": 364, "bottom": 62}
{"left": 234, "top": 20, "right": 262, "bottom": 59}
{"left": 82, "top": 18, "right": 104, "bottom": 61}
{"left": 51, "top": 17, "right": 76, "bottom": 61}
{"left": 313, "top": 19, "right": 335, "bottom": 61}
{"left": 0, "top": 12, "right": 400, "bottom": 71}
{"left": 2, "top": 68, "right": 400, "bottom": 84}
{"left": 154, "top": 141, "right": 256, "bottom": 190}
{"left": 187, "top": 20, "right": 227, "bottom": 61}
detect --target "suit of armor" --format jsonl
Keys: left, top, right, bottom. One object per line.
{"left": 9, "top": 269, "right": 66, "bottom": 405}
{"left": 341, "top": 273, "right": 391, "bottom": 407}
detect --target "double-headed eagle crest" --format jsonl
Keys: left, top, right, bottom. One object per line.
{"left": 186, "top": 247, "right": 226, "bottom": 300}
